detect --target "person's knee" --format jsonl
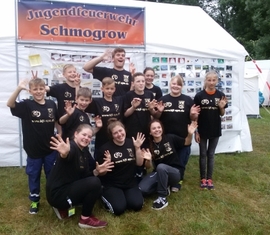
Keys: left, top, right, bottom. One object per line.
{"left": 112, "top": 204, "right": 126, "bottom": 216}
{"left": 156, "top": 163, "right": 166, "bottom": 172}
{"left": 129, "top": 200, "right": 143, "bottom": 212}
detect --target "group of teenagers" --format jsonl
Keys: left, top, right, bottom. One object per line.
{"left": 7, "top": 47, "right": 228, "bottom": 229}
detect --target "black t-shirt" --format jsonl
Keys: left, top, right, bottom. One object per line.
{"left": 123, "top": 90, "right": 154, "bottom": 140}
{"left": 151, "top": 134, "right": 185, "bottom": 171}
{"left": 62, "top": 108, "right": 90, "bottom": 140}
{"left": 93, "top": 67, "right": 132, "bottom": 97}
{"left": 86, "top": 96, "right": 124, "bottom": 149}
{"left": 158, "top": 94, "right": 193, "bottom": 138}
{"left": 145, "top": 85, "right": 162, "bottom": 100}
{"left": 10, "top": 99, "right": 58, "bottom": 158}
{"left": 193, "top": 89, "right": 227, "bottom": 138}
{"left": 47, "top": 83, "right": 76, "bottom": 116}
{"left": 46, "top": 141, "right": 95, "bottom": 199}
{"left": 97, "top": 139, "right": 137, "bottom": 189}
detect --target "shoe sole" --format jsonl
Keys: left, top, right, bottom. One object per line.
{"left": 78, "top": 223, "right": 107, "bottom": 229}
{"left": 29, "top": 211, "right": 38, "bottom": 214}
{"left": 151, "top": 202, "right": 168, "bottom": 210}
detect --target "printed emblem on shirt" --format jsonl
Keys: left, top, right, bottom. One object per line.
{"left": 112, "top": 74, "right": 118, "bottom": 80}
{"left": 123, "top": 75, "right": 129, "bottom": 83}
{"left": 215, "top": 98, "right": 220, "bottom": 106}
{"left": 48, "top": 108, "right": 54, "bottom": 119}
{"left": 102, "top": 106, "right": 110, "bottom": 112}
{"left": 79, "top": 155, "right": 84, "bottom": 169}
{"left": 144, "top": 98, "right": 150, "bottom": 107}
{"left": 127, "top": 148, "right": 134, "bottom": 158}
{"left": 201, "top": 99, "right": 209, "bottom": 105}
{"left": 164, "top": 102, "right": 172, "bottom": 108}
{"left": 178, "top": 101, "right": 184, "bottom": 109}
{"left": 164, "top": 142, "right": 172, "bottom": 152}
{"left": 114, "top": 152, "right": 122, "bottom": 159}
{"left": 79, "top": 115, "right": 85, "bottom": 122}
{"left": 32, "top": 110, "right": 41, "bottom": 117}
{"left": 114, "top": 104, "right": 119, "bottom": 111}
{"left": 64, "top": 92, "right": 72, "bottom": 98}
{"left": 154, "top": 149, "right": 160, "bottom": 155}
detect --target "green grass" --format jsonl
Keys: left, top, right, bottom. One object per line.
{"left": 1, "top": 108, "right": 270, "bottom": 235}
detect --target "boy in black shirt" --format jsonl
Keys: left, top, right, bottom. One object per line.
{"left": 7, "top": 78, "right": 59, "bottom": 214}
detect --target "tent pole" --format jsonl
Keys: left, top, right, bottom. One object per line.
{"left": 15, "top": 0, "right": 23, "bottom": 168}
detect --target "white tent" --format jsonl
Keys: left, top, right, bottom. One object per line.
{"left": 243, "top": 71, "right": 260, "bottom": 117}
{"left": 245, "top": 60, "right": 270, "bottom": 106}
{"left": 0, "top": 0, "right": 253, "bottom": 166}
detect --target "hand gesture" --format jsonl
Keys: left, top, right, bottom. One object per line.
{"left": 50, "top": 134, "right": 70, "bottom": 158}
{"left": 129, "top": 62, "right": 136, "bottom": 75}
{"left": 18, "top": 78, "right": 29, "bottom": 91}
{"left": 187, "top": 121, "right": 198, "bottom": 135}
{"left": 31, "top": 70, "right": 38, "bottom": 79}
{"left": 94, "top": 115, "right": 103, "bottom": 129}
{"left": 218, "top": 96, "right": 227, "bottom": 108}
{"left": 102, "top": 48, "right": 113, "bottom": 61}
{"left": 148, "top": 99, "right": 157, "bottom": 110}
{"left": 64, "top": 101, "right": 76, "bottom": 116}
{"left": 103, "top": 150, "right": 111, "bottom": 161}
{"left": 142, "top": 148, "right": 152, "bottom": 161}
{"left": 190, "top": 104, "right": 200, "bottom": 116}
{"left": 132, "top": 132, "right": 145, "bottom": 148}
{"left": 156, "top": 101, "right": 165, "bottom": 113}
{"left": 95, "top": 160, "right": 114, "bottom": 175}
{"left": 131, "top": 97, "right": 142, "bottom": 109}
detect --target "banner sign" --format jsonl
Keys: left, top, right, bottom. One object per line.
{"left": 17, "top": 1, "right": 145, "bottom": 45}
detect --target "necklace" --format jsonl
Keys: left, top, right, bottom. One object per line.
{"left": 153, "top": 141, "right": 161, "bottom": 148}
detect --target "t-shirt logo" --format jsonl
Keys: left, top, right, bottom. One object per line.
{"left": 112, "top": 75, "right": 118, "bottom": 80}
{"left": 144, "top": 98, "right": 150, "bottom": 107}
{"left": 114, "top": 152, "right": 122, "bottom": 159}
{"left": 47, "top": 108, "right": 54, "bottom": 119}
{"left": 102, "top": 106, "right": 110, "bottom": 112}
{"left": 154, "top": 150, "right": 160, "bottom": 155}
{"left": 164, "top": 102, "right": 172, "bottom": 107}
{"left": 32, "top": 110, "right": 41, "bottom": 117}
{"left": 201, "top": 99, "right": 209, "bottom": 105}
{"left": 127, "top": 148, "right": 134, "bottom": 158}
{"left": 215, "top": 98, "right": 220, "bottom": 106}
{"left": 64, "top": 92, "right": 72, "bottom": 98}
{"left": 164, "top": 142, "right": 172, "bottom": 152}
{"left": 79, "top": 115, "right": 84, "bottom": 122}
{"left": 178, "top": 101, "right": 184, "bottom": 109}
{"left": 114, "top": 104, "right": 119, "bottom": 111}
{"left": 123, "top": 75, "right": 129, "bottom": 83}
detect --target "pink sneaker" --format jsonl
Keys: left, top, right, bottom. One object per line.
{"left": 200, "top": 179, "right": 207, "bottom": 190}
{"left": 207, "top": 179, "right": 215, "bottom": 190}
{"left": 78, "top": 215, "right": 107, "bottom": 229}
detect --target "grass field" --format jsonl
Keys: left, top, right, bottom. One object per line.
{"left": 0, "top": 108, "right": 270, "bottom": 235}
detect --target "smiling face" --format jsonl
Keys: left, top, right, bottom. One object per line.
{"left": 112, "top": 51, "right": 126, "bottom": 70}
{"left": 74, "top": 126, "right": 93, "bottom": 149}
{"left": 76, "top": 95, "right": 91, "bottom": 111}
{"left": 63, "top": 65, "right": 77, "bottom": 82}
{"left": 170, "top": 76, "right": 183, "bottom": 96}
{"left": 29, "top": 84, "right": 46, "bottom": 104}
{"left": 150, "top": 121, "right": 163, "bottom": 141}
{"left": 144, "top": 69, "right": 155, "bottom": 87}
{"left": 111, "top": 125, "right": 126, "bottom": 146}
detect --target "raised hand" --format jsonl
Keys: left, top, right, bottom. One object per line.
{"left": 129, "top": 62, "right": 136, "bottom": 75}
{"left": 218, "top": 96, "right": 228, "bottom": 108}
{"left": 64, "top": 100, "right": 76, "bottom": 116}
{"left": 187, "top": 121, "right": 198, "bottom": 135}
{"left": 103, "top": 150, "right": 111, "bottom": 161}
{"left": 18, "top": 78, "right": 30, "bottom": 91}
{"left": 94, "top": 115, "right": 103, "bottom": 129}
{"left": 132, "top": 132, "right": 145, "bottom": 148}
{"left": 142, "top": 148, "right": 152, "bottom": 161}
{"left": 102, "top": 48, "right": 113, "bottom": 61}
{"left": 131, "top": 97, "right": 142, "bottom": 109}
{"left": 95, "top": 160, "right": 114, "bottom": 175}
{"left": 31, "top": 70, "right": 38, "bottom": 79}
{"left": 50, "top": 134, "right": 70, "bottom": 158}
{"left": 190, "top": 104, "right": 200, "bottom": 116}
{"left": 156, "top": 101, "right": 165, "bottom": 113}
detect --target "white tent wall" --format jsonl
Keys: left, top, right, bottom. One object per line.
{"left": 245, "top": 60, "right": 270, "bottom": 106}
{"left": 0, "top": 0, "right": 253, "bottom": 166}
{"left": 243, "top": 72, "right": 260, "bottom": 117}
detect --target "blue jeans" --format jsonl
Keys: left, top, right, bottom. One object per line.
{"left": 139, "top": 163, "right": 180, "bottom": 197}
{"left": 26, "top": 151, "right": 57, "bottom": 202}
{"left": 199, "top": 137, "right": 219, "bottom": 179}
{"left": 177, "top": 145, "right": 191, "bottom": 180}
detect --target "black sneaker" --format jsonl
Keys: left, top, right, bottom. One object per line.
{"left": 29, "top": 201, "right": 39, "bottom": 214}
{"left": 152, "top": 197, "right": 168, "bottom": 210}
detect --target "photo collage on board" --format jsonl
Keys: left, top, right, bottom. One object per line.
{"left": 147, "top": 55, "right": 234, "bottom": 130}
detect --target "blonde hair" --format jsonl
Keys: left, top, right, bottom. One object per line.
{"left": 29, "top": 78, "right": 45, "bottom": 88}
{"left": 76, "top": 87, "right": 92, "bottom": 99}
{"left": 203, "top": 70, "right": 218, "bottom": 89}
{"left": 170, "top": 74, "right": 184, "bottom": 86}
{"left": 63, "top": 64, "right": 76, "bottom": 74}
